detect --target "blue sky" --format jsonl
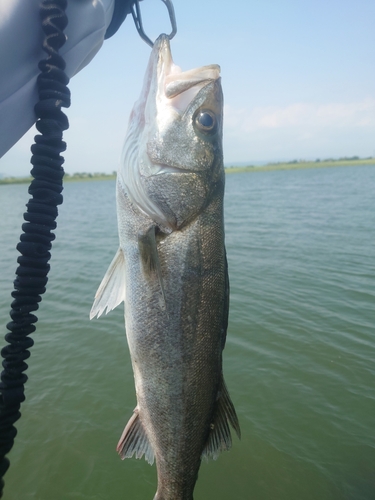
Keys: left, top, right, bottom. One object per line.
{"left": 2, "top": 0, "right": 375, "bottom": 176}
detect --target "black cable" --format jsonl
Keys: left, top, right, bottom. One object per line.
{"left": 0, "top": 1, "right": 70, "bottom": 496}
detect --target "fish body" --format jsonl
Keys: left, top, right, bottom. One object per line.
{"left": 91, "top": 35, "right": 240, "bottom": 500}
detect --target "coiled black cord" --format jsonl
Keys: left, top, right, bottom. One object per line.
{"left": 0, "top": 1, "right": 70, "bottom": 496}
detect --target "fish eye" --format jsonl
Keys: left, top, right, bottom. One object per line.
{"left": 194, "top": 110, "right": 216, "bottom": 132}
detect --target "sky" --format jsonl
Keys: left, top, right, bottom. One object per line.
{"left": 1, "top": 0, "right": 375, "bottom": 177}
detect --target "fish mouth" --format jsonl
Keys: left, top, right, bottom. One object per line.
{"left": 154, "top": 34, "right": 220, "bottom": 112}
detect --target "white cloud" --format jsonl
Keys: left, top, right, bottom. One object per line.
{"left": 224, "top": 98, "right": 375, "bottom": 133}
{"left": 222, "top": 98, "right": 375, "bottom": 162}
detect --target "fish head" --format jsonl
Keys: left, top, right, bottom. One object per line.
{"left": 119, "top": 34, "right": 224, "bottom": 231}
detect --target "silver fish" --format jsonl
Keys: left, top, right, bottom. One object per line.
{"left": 90, "top": 34, "right": 240, "bottom": 500}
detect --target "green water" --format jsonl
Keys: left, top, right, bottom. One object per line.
{"left": 0, "top": 165, "right": 374, "bottom": 499}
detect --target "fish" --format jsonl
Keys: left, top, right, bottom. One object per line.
{"left": 90, "top": 33, "right": 240, "bottom": 500}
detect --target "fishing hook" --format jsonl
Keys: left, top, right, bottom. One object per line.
{"left": 131, "top": 0, "right": 177, "bottom": 48}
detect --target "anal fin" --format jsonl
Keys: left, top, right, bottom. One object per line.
{"left": 117, "top": 408, "right": 155, "bottom": 465}
{"left": 202, "top": 375, "right": 241, "bottom": 461}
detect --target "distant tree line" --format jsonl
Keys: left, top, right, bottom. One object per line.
{"left": 273, "top": 155, "right": 373, "bottom": 165}
{"left": 64, "top": 171, "right": 116, "bottom": 179}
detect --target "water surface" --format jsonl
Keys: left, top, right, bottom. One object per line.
{"left": 0, "top": 165, "right": 374, "bottom": 499}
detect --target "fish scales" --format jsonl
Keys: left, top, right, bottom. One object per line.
{"left": 91, "top": 34, "right": 240, "bottom": 500}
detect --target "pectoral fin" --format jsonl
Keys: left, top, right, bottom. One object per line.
{"left": 202, "top": 375, "right": 241, "bottom": 461}
{"left": 90, "top": 247, "right": 126, "bottom": 319}
{"left": 138, "top": 226, "right": 166, "bottom": 310}
{"left": 117, "top": 408, "right": 155, "bottom": 465}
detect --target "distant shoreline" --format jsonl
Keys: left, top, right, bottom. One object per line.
{"left": 1, "top": 158, "right": 374, "bottom": 185}
{"left": 225, "top": 158, "right": 375, "bottom": 174}
{"left": 0, "top": 173, "right": 117, "bottom": 185}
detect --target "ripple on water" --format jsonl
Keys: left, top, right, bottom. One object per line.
{"left": 1, "top": 169, "right": 375, "bottom": 499}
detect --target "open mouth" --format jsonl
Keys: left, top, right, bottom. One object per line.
{"left": 165, "top": 65, "right": 220, "bottom": 113}
{"left": 153, "top": 35, "right": 220, "bottom": 113}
